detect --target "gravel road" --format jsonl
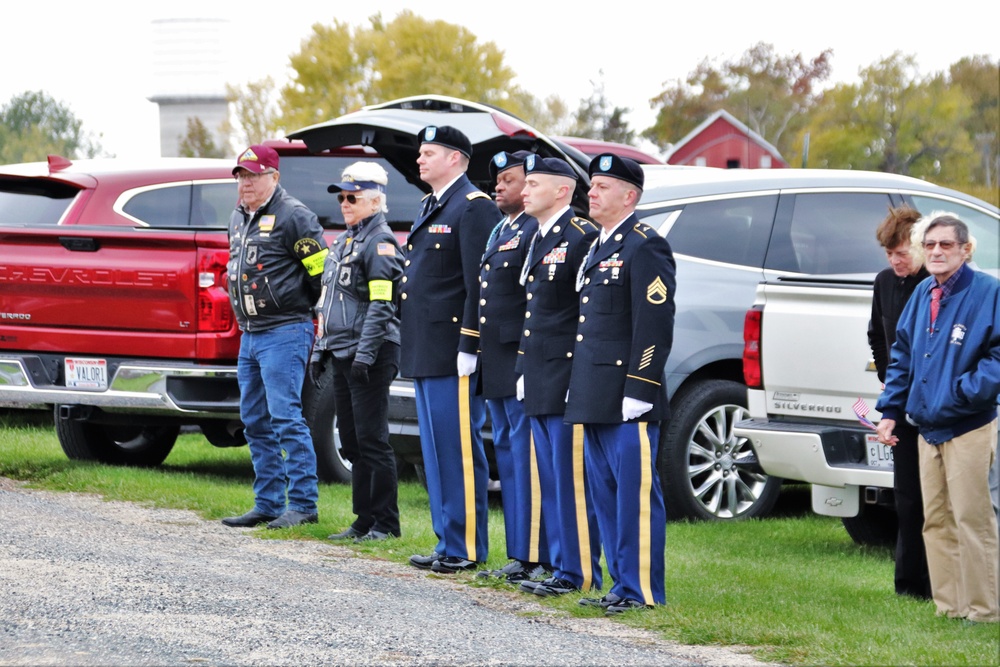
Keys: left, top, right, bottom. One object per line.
{"left": 0, "top": 477, "right": 772, "bottom": 667}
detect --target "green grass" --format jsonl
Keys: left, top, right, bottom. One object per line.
{"left": 2, "top": 410, "right": 998, "bottom": 666}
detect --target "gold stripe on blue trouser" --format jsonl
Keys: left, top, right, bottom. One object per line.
{"left": 458, "top": 375, "right": 476, "bottom": 561}
{"left": 528, "top": 430, "right": 542, "bottom": 563}
{"left": 637, "top": 421, "right": 653, "bottom": 604}
{"left": 572, "top": 424, "right": 593, "bottom": 590}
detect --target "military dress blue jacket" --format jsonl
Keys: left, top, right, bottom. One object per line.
{"left": 565, "top": 214, "right": 677, "bottom": 425}
{"left": 478, "top": 212, "right": 539, "bottom": 399}
{"left": 514, "top": 208, "right": 598, "bottom": 416}
{"left": 877, "top": 263, "right": 1000, "bottom": 444}
{"left": 399, "top": 174, "right": 501, "bottom": 378}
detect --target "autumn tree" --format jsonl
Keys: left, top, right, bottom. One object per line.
{"left": 566, "top": 74, "right": 635, "bottom": 145}
{"left": 804, "top": 53, "right": 975, "bottom": 181}
{"left": 949, "top": 55, "right": 999, "bottom": 187}
{"left": 0, "top": 90, "right": 103, "bottom": 163}
{"left": 225, "top": 76, "right": 283, "bottom": 148}
{"left": 644, "top": 42, "right": 831, "bottom": 157}
{"left": 178, "top": 117, "right": 227, "bottom": 158}
{"left": 277, "top": 11, "right": 536, "bottom": 133}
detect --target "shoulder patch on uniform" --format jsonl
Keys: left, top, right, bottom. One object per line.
{"left": 569, "top": 218, "right": 597, "bottom": 234}
{"left": 467, "top": 191, "right": 491, "bottom": 201}
{"left": 633, "top": 222, "right": 652, "bottom": 238}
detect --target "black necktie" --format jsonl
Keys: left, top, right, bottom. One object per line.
{"left": 420, "top": 194, "right": 437, "bottom": 219}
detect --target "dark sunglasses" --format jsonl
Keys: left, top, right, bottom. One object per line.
{"left": 337, "top": 193, "right": 362, "bottom": 204}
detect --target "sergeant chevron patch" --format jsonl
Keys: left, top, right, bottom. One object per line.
{"left": 647, "top": 276, "right": 668, "bottom": 304}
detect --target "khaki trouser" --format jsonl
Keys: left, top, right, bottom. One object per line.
{"left": 919, "top": 420, "right": 1000, "bottom": 623}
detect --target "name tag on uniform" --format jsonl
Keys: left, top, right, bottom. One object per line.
{"left": 542, "top": 247, "right": 567, "bottom": 264}
{"left": 429, "top": 224, "right": 452, "bottom": 234}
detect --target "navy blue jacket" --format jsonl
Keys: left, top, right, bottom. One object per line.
{"left": 478, "top": 212, "right": 538, "bottom": 399}
{"left": 877, "top": 264, "right": 1000, "bottom": 444}
{"left": 565, "top": 214, "right": 677, "bottom": 424}
{"left": 399, "top": 174, "right": 501, "bottom": 378}
{"left": 515, "top": 209, "right": 598, "bottom": 416}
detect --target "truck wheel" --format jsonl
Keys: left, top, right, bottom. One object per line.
{"left": 54, "top": 408, "right": 179, "bottom": 467}
{"left": 662, "top": 379, "right": 781, "bottom": 521}
{"left": 842, "top": 504, "right": 897, "bottom": 548}
{"left": 302, "top": 371, "right": 352, "bottom": 484}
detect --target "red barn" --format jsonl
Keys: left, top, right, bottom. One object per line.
{"left": 665, "top": 109, "right": 787, "bottom": 169}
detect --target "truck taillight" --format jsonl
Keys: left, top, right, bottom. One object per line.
{"left": 743, "top": 305, "right": 763, "bottom": 389}
{"left": 197, "top": 249, "right": 234, "bottom": 332}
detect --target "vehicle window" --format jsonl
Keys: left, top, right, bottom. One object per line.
{"left": 278, "top": 156, "right": 424, "bottom": 229}
{"left": 908, "top": 195, "right": 999, "bottom": 273}
{"left": 0, "top": 180, "right": 77, "bottom": 225}
{"left": 660, "top": 195, "right": 777, "bottom": 268}
{"left": 193, "top": 183, "right": 238, "bottom": 227}
{"left": 766, "top": 192, "right": 893, "bottom": 274}
{"left": 122, "top": 185, "right": 191, "bottom": 227}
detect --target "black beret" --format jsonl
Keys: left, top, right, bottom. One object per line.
{"left": 488, "top": 150, "right": 532, "bottom": 181}
{"left": 588, "top": 153, "right": 644, "bottom": 190}
{"left": 419, "top": 125, "right": 472, "bottom": 158}
{"left": 524, "top": 154, "right": 578, "bottom": 180}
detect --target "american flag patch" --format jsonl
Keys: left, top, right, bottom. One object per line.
{"left": 852, "top": 397, "right": 877, "bottom": 430}
{"left": 377, "top": 243, "right": 395, "bottom": 256}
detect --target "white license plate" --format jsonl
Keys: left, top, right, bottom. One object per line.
{"left": 866, "top": 433, "right": 894, "bottom": 470}
{"left": 65, "top": 358, "right": 108, "bottom": 390}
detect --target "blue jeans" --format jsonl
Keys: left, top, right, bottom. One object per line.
{"left": 238, "top": 321, "right": 318, "bottom": 516}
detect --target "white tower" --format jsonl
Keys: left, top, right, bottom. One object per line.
{"left": 148, "top": 18, "right": 231, "bottom": 157}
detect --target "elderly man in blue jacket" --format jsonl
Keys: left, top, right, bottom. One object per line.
{"left": 876, "top": 213, "right": 1000, "bottom": 624}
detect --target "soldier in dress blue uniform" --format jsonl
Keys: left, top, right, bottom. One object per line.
{"left": 514, "top": 155, "right": 603, "bottom": 598}
{"left": 565, "top": 154, "right": 676, "bottom": 615}
{"left": 475, "top": 151, "right": 551, "bottom": 584}
{"left": 400, "top": 126, "right": 502, "bottom": 573}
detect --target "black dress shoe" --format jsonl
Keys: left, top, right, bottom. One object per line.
{"left": 431, "top": 557, "right": 479, "bottom": 573}
{"left": 409, "top": 551, "right": 441, "bottom": 569}
{"left": 266, "top": 510, "right": 319, "bottom": 529}
{"left": 533, "top": 576, "right": 580, "bottom": 597}
{"left": 518, "top": 578, "right": 545, "bottom": 593}
{"left": 328, "top": 526, "right": 367, "bottom": 540}
{"left": 354, "top": 529, "right": 392, "bottom": 543}
{"left": 578, "top": 592, "right": 623, "bottom": 608}
{"left": 477, "top": 559, "right": 526, "bottom": 580}
{"left": 507, "top": 563, "right": 550, "bottom": 584}
{"left": 221, "top": 510, "right": 279, "bottom": 527}
{"left": 605, "top": 598, "right": 654, "bottom": 615}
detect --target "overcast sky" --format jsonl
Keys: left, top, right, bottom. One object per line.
{"left": 3, "top": 0, "right": 996, "bottom": 159}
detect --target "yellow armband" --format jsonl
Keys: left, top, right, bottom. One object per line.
{"left": 369, "top": 279, "right": 393, "bottom": 301}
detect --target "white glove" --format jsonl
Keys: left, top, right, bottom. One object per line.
{"left": 457, "top": 352, "right": 477, "bottom": 377}
{"left": 622, "top": 397, "right": 653, "bottom": 421}
{"left": 516, "top": 375, "right": 525, "bottom": 401}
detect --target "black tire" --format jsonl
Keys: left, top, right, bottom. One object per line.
{"left": 54, "top": 407, "right": 179, "bottom": 467}
{"left": 199, "top": 421, "right": 246, "bottom": 448}
{"left": 662, "top": 379, "right": 781, "bottom": 521}
{"left": 842, "top": 503, "right": 898, "bottom": 548}
{"left": 301, "top": 368, "right": 352, "bottom": 484}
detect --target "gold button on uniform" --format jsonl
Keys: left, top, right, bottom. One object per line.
{"left": 582, "top": 296, "right": 589, "bottom": 303}
{"left": 480, "top": 299, "right": 486, "bottom": 306}
{"left": 577, "top": 334, "right": 583, "bottom": 341}
{"left": 524, "top": 329, "right": 531, "bottom": 336}
{"left": 525, "top": 312, "right": 531, "bottom": 318}
{"left": 579, "top": 315, "right": 585, "bottom": 323}
{"left": 484, "top": 263, "right": 490, "bottom": 271}
{"left": 405, "top": 260, "right": 411, "bottom": 266}
{"left": 452, "top": 317, "right": 458, "bottom": 323}
{"left": 481, "top": 317, "right": 486, "bottom": 323}
{"left": 616, "top": 360, "right": 623, "bottom": 366}
{"left": 401, "top": 293, "right": 407, "bottom": 300}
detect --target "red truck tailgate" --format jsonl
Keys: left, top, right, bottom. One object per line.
{"left": 0, "top": 226, "right": 239, "bottom": 360}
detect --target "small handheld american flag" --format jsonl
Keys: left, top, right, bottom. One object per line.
{"left": 852, "top": 397, "right": 877, "bottom": 430}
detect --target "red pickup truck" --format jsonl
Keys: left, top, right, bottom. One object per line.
{"left": 0, "top": 145, "right": 424, "bottom": 482}
{"left": 0, "top": 96, "right": 611, "bottom": 483}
